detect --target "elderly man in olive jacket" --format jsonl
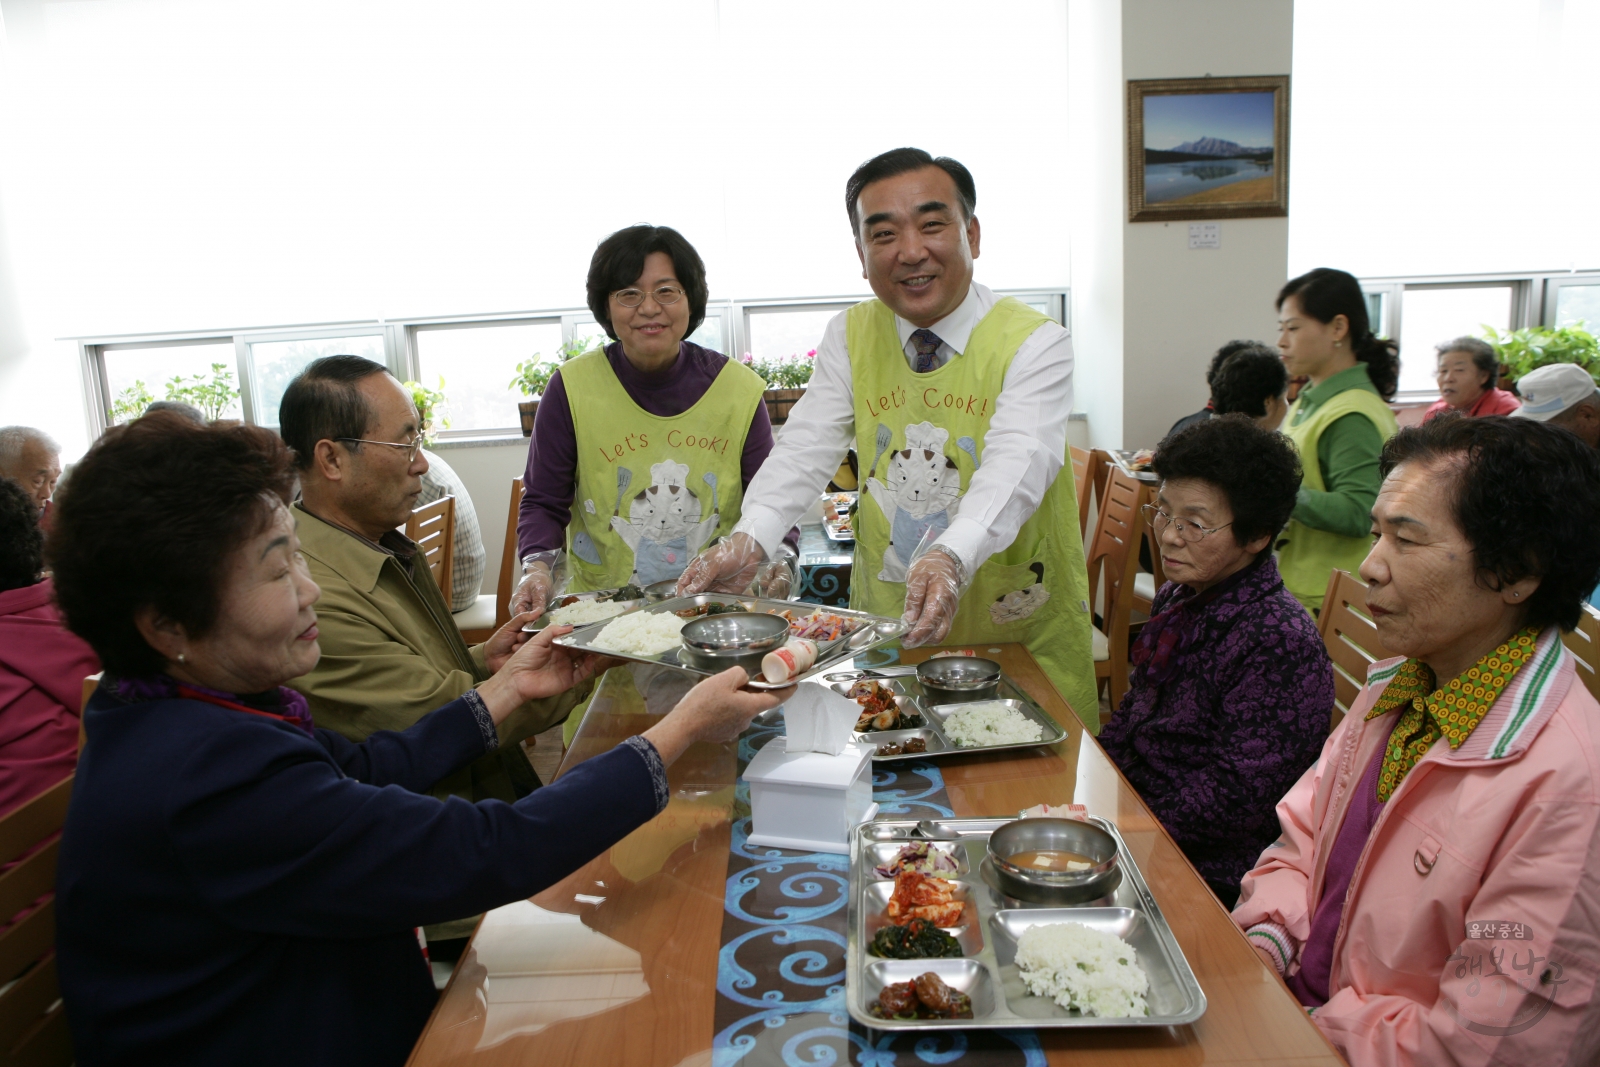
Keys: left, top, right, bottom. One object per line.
{"left": 280, "top": 356, "right": 587, "bottom": 807}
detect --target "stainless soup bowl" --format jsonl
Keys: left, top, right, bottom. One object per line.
{"left": 988, "top": 817, "right": 1118, "bottom": 881}
{"left": 916, "top": 656, "right": 1002, "bottom": 702}
{"left": 680, "top": 612, "right": 790, "bottom": 654}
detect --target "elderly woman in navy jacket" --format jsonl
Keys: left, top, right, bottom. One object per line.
{"left": 48, "top": 412, "right": 784, "bottom": 1067}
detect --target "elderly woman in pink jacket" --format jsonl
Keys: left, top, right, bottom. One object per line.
{"left": 1234, "top": 414, "right": 1600, "bottom": 1066}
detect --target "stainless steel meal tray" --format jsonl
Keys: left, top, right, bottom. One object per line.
{"left": 846, "top": 817, "right": 1206, "bottom": 1032}
{"left": 549, "top": 595, "right": 907, "bottom": 689}
{"left": 821, "top": 671, "right": 1067, "bottom": 762}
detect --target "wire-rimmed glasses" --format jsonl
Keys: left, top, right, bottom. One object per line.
{"left": 1141, "top": 504, "right": 1232, "bottom": 544}
{"left": 335, "top": 432, "right": 426, "bottom": 462}
{"left": 612, "top": 284, "right": 685, "bottom": 308}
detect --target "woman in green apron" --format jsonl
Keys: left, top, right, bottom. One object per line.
{"left": 510, "top": 225, "right": 772, "bottom": 742}
{"left": 511, "top": 225, "right": 772, "bottom": 613}
{"left": 1274, "top": 268, "right": 1400, "bottom": 614}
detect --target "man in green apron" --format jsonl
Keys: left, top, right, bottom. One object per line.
{"left": 679, "top": 148, "right": 1098, "bottom": 728}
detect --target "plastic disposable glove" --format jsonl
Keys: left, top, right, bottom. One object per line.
{"left": 676, "top": 532, "right": 771, "bottom": 596}
{"left": 750, "top": 543, "right": 799, "bottom": 600}
{"left": 510, "top": 550, "right": 568, "bottom": 619}
{"left": 901, "top": 545, "right": 966, "bottom": 648}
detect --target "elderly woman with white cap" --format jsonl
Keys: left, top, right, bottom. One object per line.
{"left": 1512, "top": 362, "right": 1600, "bottom": 449}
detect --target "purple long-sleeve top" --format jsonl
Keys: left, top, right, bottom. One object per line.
{"left": 1098, "top": 554, "right": 1334, "bottom": 892}
{"left": 518, "top": 341, "right": 775, "bottom": 559}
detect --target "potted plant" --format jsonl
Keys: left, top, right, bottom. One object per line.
{"left": 403, "top": 377, "right": 449, "bottom": 445}
{"left": 109, "top": 380, "right": 156, "bottom": 425}
{"left": 1482, "top": 323, "right": 1599, "bottom": 392}
{"left": 508, "top": 336, "right": 601, "bottom": 436}
{"left": 743, "top": 349, "right": 816, "bottom": 425}
{"left": 164, "top": 362, "right": 242, "bottom": 421}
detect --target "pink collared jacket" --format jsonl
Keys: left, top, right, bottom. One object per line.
{"left": 0, "top": 578, "right": 99, "bottom": 816}
{"left": 1233, "top": 627, "right": 1600, "bottom": 1067}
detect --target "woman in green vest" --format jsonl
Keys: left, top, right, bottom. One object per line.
{"left": 510, "top": 225, "right": 773, "bottom": 614}
{"left": 1275, "top": 267, "right": 1400, "bottom": 614}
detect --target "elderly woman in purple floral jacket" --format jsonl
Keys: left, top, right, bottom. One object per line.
{"left": 1099, "top": 416, "right": 1334, "bottom": 907}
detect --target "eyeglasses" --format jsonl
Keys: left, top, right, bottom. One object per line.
{"left": 613, "top": 284, "right": 685, "bottom": 308}
{"left": 335, "top": 432, "right": 426, "bottom": 462}
{"left": 1142, "top": 504, "right": 1233, "bottom": 544}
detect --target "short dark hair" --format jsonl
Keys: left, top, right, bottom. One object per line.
{"left": 1436, "top": 336, "right": 1499, "bottom": 390}
{"left": 1204, "top": 339, "right": 1268, "bottom": 393}
{"left": 279, "top": 355, "right": 387, "bottom": 470}
{"left": 845, "top": 148, "right": 977, "bottom": 232}
{"left": 586, "top": 225, "right": 709, "bottom": 343}
{"left": 1277, "top": 267, "right": 1400, "bottom": 401}
{"left": 1212, "top": 346, "right": 1290, "bottom": 417}
{"left": 141, "top": 399, "right": 207, "bottom": 424}
{"left": 1380, "top": 415, "right": 1600, "bottom": 632}
{"left": 46, "top": 413, "right": 297, "bottom": 677}
{"left": 0, "top": 478, "right": 43, "bottom": 592}
{"left": 1151, "top": 415, "right": 1303, "bottom": 556}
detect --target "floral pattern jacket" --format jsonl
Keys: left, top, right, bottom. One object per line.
{"left": 1098, "top": 555, "right": 1334, "bottom": 890}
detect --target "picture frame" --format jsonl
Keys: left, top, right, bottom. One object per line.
{"left": 1126, "top": 75, "right": 1290, "bottom": 222}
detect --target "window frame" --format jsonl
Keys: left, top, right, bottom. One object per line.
{"left": 71, "top": 288, "right": 1075, "bottom": 443}
{"left": 1358, "top": 271, "right": 1600, "bottom": 403}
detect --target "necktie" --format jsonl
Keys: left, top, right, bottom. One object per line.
{"left": 910, "top": 329, "right": 943, "bottom": 373}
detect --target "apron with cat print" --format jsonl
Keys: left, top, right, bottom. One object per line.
{"left": 847, "top": 298, "right": 1099, "bottom": 729}
{"left": 561, "top": 348, "right": 765, "bottom": 592}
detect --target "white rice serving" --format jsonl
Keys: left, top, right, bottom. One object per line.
{"left": 942, "top": 701, "right": 1044, "bottom": 747}
{"left": 1014, "top": 922, "right": 1149, "bottom": 1018}
{"left": 547, "top": 599, "right": 629, "bottom": 627}
{"left": 589, "top": 610, "right": 688, "bottom": 655}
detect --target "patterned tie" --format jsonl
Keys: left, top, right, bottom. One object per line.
{"left": 910, "top": 329, "right": 943, "bottom": 373}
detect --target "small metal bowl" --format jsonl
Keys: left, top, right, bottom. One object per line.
{"left": 916, "top": 656, "right": 1002, "bottom": 702}
{"left": 984, "top": 817, "right": 1120, "bottom": 904}
{"left": 680, "top": 611, "right": 790, "bottom": 654}
{"left": 643, "top": 579, "right": 680, "bottom": 602}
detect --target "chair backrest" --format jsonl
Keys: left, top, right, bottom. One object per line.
{"left": 0, "top": 775, "right": 75, "bottom": 1067}
{"left": 1070, "top": 445, "right": 1092, "bottom": 536}
{"left": 494, "top": 478, "right": 526, "bottom": 632}
{"left": 1317, "top": 568, "right": 1393, "bottom": 729}
{"left": 1561, "top": 603, "right": 1600, "bottom": 703}
{"left": 405, "top": 495, "right": 455, "bottom": 602}
{"left": 1085, "top": 467, "right": 1149, "bottom": 708}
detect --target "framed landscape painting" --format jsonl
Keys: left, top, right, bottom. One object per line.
{"left": 1127, "top": 75, "right": 1289, "bottom": 222}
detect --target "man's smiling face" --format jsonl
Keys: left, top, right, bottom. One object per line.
{"left": 854, "top": 165, "right": 980, "bottom": 329}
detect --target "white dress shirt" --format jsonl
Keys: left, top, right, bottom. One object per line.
{"left": 734, "top": 282, "right": 1073, "bottom": 575}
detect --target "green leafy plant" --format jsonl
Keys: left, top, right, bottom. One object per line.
{"left": 1482, "top": 323, "right": 1600, "bottom": 386}
{"left": 741, "top": 349, "right": 816, "bottom": 390}
{"left": 164, "top": 363, "right": 241, "bottom": 421}
{"left": 403, "top": 377, "right": 450, "bottom": 444}
{"left": 109, "top": 380, "right": 155, "bottom": 424}
{"left": 508, "top": 334, "right": 604, "bottom": 398}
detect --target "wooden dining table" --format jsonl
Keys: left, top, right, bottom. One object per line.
{"left": 406, "top": 643, "right": 1345, "bottom": 1067}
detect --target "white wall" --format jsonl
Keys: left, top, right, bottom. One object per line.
{"left": 0, "top": 0, "right": 1073, "bottom": 458}
{"left": 1289, "top": 0, "right": 1600, "bottom": 278}
{"left": 1069, "top": 0, "right": 1292, "bottom": 450}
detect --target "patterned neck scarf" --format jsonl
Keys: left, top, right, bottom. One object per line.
{"left": 1364, "top": 627, "right": 1539, "bottom": 802}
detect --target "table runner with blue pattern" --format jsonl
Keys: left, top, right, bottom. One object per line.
{"left": 711, "top": 711, "right": 1045, "bottom": 1066}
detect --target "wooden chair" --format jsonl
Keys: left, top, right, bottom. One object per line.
{"left": 1561, "top": 603, "right": 1600, "bottom": 703}
{"left": 0, "top": 775, "right": 76, "bottom": 1067}
{"left": 1085, "top": 467, "right": 1150, "bottom": 716}
{"left": 486, "top": 478, "right": 527, "bottom": 639}
{"left": 1317, "top": 568, "right": 1393, "bottom": 730}
{"left": 1085, "top": 449, "right": 1113, "bottom": 522}
{"left": 1070, "top": 445, "right": 1092, "bottom": 538}
{"left": 404, "top": 495, "right": 456, "bottom": 608}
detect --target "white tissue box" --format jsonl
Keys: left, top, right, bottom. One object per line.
{"left": 743, "top": 736, "right": 878, "bottom": 854}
